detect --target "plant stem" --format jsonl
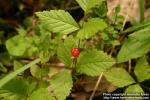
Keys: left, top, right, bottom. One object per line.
{"left": 89, "top": 72, "right": 103, "bottom": 100}
{"left": 121, "top": 0, "right": 135, "bottom": 31}
{"left": 122, "top": 21, "right": 150, "bottom": 34}
{"left": 0, "top": 58, "right": 40, "bottom": 88}
{"left": 139, "top": 0, "right": 145, "bottom": 23}
{"left": 128, "top": 60, "right": 132, "bottom": 73}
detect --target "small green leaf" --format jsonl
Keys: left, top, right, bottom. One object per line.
{"left": 57, "top": 36, "right": 76, "bottom": 67}
{"left": 29, "top": 88, "right": 55, "bottom": 100}
{"left": 30, "top": 65, "right": 41, "bottom": 79}
{"left": 17, "top": 27, "right": 27, "bottom": 36}
{"left": 6, "top": 35, "right": 29, "bottom": 56}
{"left": 125, "top": 84, "right": 144, "bottom": 93}
{"left": 76, "top": 0, "right": 103, "bottom": 13}
{"left": 104, "top": 68, "right": 135, "bottom": 87}
{"left": 50, "top": 70, "right": 73, "bottom": 100}
{"left": 36, "top": 10, "right": 79, "bottom": 34}
{"left": 134, "top": 57, "right": 150, "bottom": 82}
{"left": 77, "top": 49, "right": 115, "bottom": 76}
{"left": 13, "top": 60, "right": 23, "bottom": 71}
{"left": 92, "top": 1, "right": 107, "bottom": 18}
{"left": 77, "top": 18, "right": 107, "bottom": 39}
{"left": 117, "top": 27, "right": 150, "bottom": 63}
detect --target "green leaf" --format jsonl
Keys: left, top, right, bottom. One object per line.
{"left": 125, "top": 84, "right": 144, "bottom": 93}
{"left": 76, "top": 0, "right": 103, "bottom": 13}
{"left": 0, "top": 63, "right": 7, "bottom": 73}
{"left": 26, "top": 77, "right": 37, "bottom": 96}
{"left": 0, "top": 77, "right": 28, "bottom": 100}
{"left": 77, "top": 49, "right": 115, "bottom": 76}
{"left": 117, "top": 27, "right": 150, "bottom": 63}
{"left": 36, "top": 10, "right": 79, "bottom": 34}
{"left": 41, "top": 67, "right": 49, "bottom": 77}
{"left": 6, "top": 35, "right": 29, "bottom": 56}
{"left": 0, "top": 59, "right": 40, "bottom": 88}
{"left": 13, "top": 60, "right": 23, "bottom": 71}
{"left": 50, "top": 70, "right": 73, "bottom": 100}
{"left": 0, "top": 53, "right": 11, "bottom": 66}
{"left": 134, "top": 57, "right": 150, "bottom": 82}
{"left": 104, "top": 68, "right": 135, "bottom": 87}
{"left": 57, "top": 36, "right": 76, "bottom": 67}
{"left": 38, "top": 34, "right": 58, "bottom": 63}
{"left": 29, "top": 88, "right": 55, "bottom": 100}
{"left": 92, "top": 1, "right": 107, "bottom": 18}
{"left": 30, "top": 65, "right": 41, "bottom": 79}
{"left": 30, "top": 65, "right": 49, "bottom": 79}
{"left": 77, "top": 18, "right": 107, "bottom": 39}
{"left": 16, "top": 27, "right": 27, "bottom": 36}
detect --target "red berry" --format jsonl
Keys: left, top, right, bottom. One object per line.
{"left": 71, "top": 48, "right": 80, "bottom": 58}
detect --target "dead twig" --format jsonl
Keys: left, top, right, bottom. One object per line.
{"left": 89, "top": 72, "right": 103, "bottom": 100}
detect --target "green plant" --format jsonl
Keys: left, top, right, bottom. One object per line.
{"left": 0, "top": 0, "right": 150, "bottom": 100}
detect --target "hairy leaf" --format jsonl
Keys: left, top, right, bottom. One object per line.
{"left": 76, "top": 0, "right": 103, "bottom": 13}
{"left": 104, "top": 68, "right": 135, "bottom": 87}
{"left": 117, "top": 27, "right": 150, "bottom": 63}
{"left": 134, "top": 57, "right": 150, "bottom": 82}
{"left": 36, "top": 10, "right": 79, "bottom": 34}
{"left": 50, "top": 70, "right": 73, "bottom": 100}
{"left": 77, "top": 49, "right": 115, "bottom": 76}
{"left": 77, "top": 18, "right": 107, "bottom": 39}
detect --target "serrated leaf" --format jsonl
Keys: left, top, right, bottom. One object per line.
{"left": 117, "top": 27, "right": 150, "bottom": 63}
{"left": 125, "top": 84, "right": 144, "bottom": 93}
{"left": 0, "top": 77, "right": 28, "bottom": 100}
{"left": 50, "top": 70, "right": 73, "bottom": 100}
{"left": 77, "top": 49, "right": 115, "bottom": 76}
{"left": 76, "top": 0, "right": 103, "bottom": 13}
{"left": 29, "top": 88, "right": 55, "bottom": 100}
{"left": 6, "top": 35, "right": 29, "bottom": 56}
{"left": 104, "top": 68, "right": 135, "bottom": 87}
{"left": 36, "top": 10, "right": 79, "bottom": 34}
{"left": 57, "top": 36, "right": 76, "bottom": 67}
{"left": 77, "top": 18, "right": 107, "bottom": 39}
{"left": 134, "top": 57, "right": 150, "bottom": 82}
